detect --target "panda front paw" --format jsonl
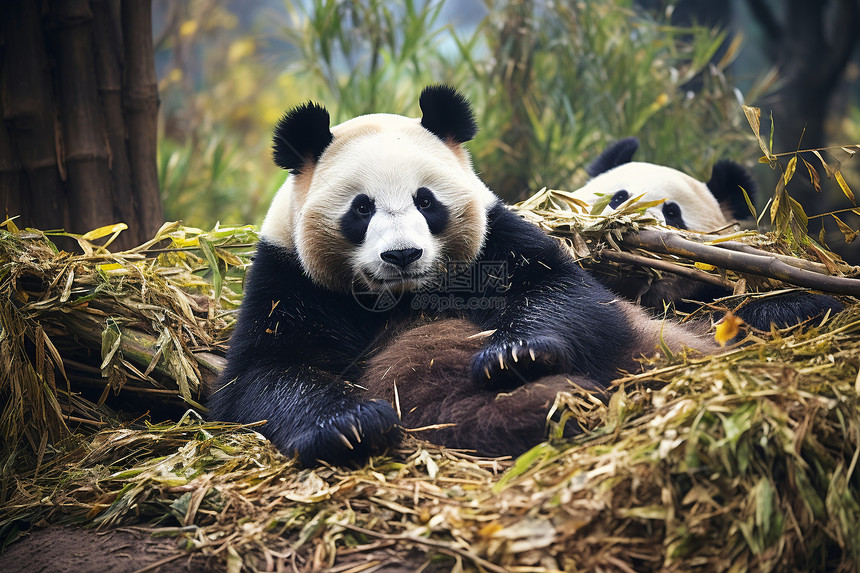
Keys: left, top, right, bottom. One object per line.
{"left": 471, "top": 335, "right": 571, "bottom": 388}
{"left": 288, "top": 400, "right": 402, "bottom": 467}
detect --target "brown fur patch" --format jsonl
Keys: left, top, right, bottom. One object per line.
{"left": 360, "top": 318, "right": 602, "bottom": 457}
{"left": 439, "top": 199, "right": 486, "bottom": 263}
{"left": 299, "top": 211, "right": 356, "bottom": 292}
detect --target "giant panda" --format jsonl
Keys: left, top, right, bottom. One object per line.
{"left": 211, "top": 86, "right": 719, "bottom": 464}
{"left": 570, "top": 137, "right": 843, "bottom": 329}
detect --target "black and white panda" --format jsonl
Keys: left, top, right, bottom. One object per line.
{"left": 570, "top": 138, "right": 843, "bottom": 329}
{"left": 211, "top": 86, "right": 719, "bottom": 464}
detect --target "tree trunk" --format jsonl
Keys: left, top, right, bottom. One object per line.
{"left": 0, "top": 0, "right": 162, "bottom": 250}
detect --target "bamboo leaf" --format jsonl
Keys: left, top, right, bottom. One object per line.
{"left": 834, "top": 170, "right": 855, "bottom": 204}
{"left": 800, "top": 157, "right": 822, "bottom": 192}
{"left": 784, "top": 155, "right": 797, "bottom": 185}
{"left": 831, "top": 214, "right": 858, "bottom": 243}
{"left": 82, "top": 223, "right": 128, "bottom": 241}
{"left": 198, "top": 237, "right": 222, "bottom": 301}
{"left": 740, "top": 186, "right": 757, "bottom": 219}
{"left": 811, "top": 150, "right": 835, "bottom": 178}
{"left": 743, "top": 105, "right": 772, "bottom": 161}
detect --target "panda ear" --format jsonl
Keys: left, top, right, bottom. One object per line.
{"left": 419, "top": 85, "right": 477, "bottom": 144}
{"left": 707, "top": 160, "right": 757, "bottom": 219}
{"left": 272, "top": 102, "right": 334, "bottom": 173}
{"left": 586, "top": 137, "right": 639, "bottom": 176}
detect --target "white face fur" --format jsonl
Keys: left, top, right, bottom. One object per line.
{"left": 571, "top": 162, "right": 730, "bottom": 232}
{"left": 261, "top": 113, "right": 497, "bottom": 293}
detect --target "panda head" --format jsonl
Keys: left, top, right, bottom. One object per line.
{"left": 260, "top": 85, "right": 497, "bottom": 293}
{"left": 572, "top": 138, "right": 756, "bottom": 232}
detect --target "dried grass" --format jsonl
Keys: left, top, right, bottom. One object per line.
{"left": 1, "top": 204, "right": 858, "bottom": 572}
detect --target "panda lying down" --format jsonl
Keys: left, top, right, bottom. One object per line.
{"left": 211, "top": 86, "right": 837, "bottom": 464}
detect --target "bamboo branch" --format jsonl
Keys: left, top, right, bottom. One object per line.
{"left": 624, "top": 229, "right": 860, "bottom": 296}
{"left": 598, "top": 248, "right": 734, "bottom": 291}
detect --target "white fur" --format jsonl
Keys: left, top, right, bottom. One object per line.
{"left": 261, "top": 112, "right": 497, "bottom": 291}
{"left": 571, "top": 162, "right": 730, "bottom": 232}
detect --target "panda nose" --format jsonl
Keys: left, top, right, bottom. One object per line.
{"left": 380, "top": 248, "right": 423, "bottom": 268}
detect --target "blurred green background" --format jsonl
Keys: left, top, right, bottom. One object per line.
{"left": 152, "top": 0, "right": 860, "bottom": 258}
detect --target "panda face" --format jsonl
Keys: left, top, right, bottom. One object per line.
{"left": 572, "top": 162, "right": 730, "bottom": 232}
{"left": 262, "top": 112, "right": 496, "bottom": 293}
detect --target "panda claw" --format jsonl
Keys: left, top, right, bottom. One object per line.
{"left": 336, "top": 431, "right": 354, "bottom": 450}
{"left": 511, "top": 346, "right": 519, "bottom": 363}
{"left": 498, "top": 352, "right": 505, "bottom": 369}
{"left": 529, "top": 348, "right": 536, "bottom": 361}
{"left": 349, "top": 424, "right": 361, "bottom": 443}
{"left": 484, "top": 366, "right": 491, "bottom": 379}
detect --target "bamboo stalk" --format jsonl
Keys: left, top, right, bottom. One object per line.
{"left": 52, "top": 0, "right": 114, "bottom": 234}
{"left": 598, "top": 248, "right": 734, "bottom": 290}
{"left": 122, "top": 0, "right": 163, "bottom": 240}
{"left": 625, "top": 229, "right": 860, "bottom": 296}
{"left": 0, "top": 1, "right": 66, "bottom": 231}
{"left": 91, "top": 0, "right": 138, "bottom": 250}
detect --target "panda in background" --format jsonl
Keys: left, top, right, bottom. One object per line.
{"left": 210, "top": 86, "right": 719, "bottom": 464}
{"left": 570, "top": 137, "right": 843, "bottom": 330}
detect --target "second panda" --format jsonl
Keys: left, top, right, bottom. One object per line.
{"left": 211, "top": 86, "right": 720, "bottom": 464}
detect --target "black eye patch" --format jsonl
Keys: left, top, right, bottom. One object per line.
{"left": 414, "top": 187, "right": 449, "bottom": 234}
{"left": 608, "top": 189, "right": 630, "bottom": 209}
{"left": 662, "top": 201, "right": 686, "bottom": 229}
{"left": 340, "top": 194, "right": 375, "bottom": 244}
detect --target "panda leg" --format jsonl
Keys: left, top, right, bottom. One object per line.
{"left": 210, "top": 365, "right": 401, "bottom": 466}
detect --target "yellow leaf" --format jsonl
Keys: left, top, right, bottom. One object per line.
{"left": 831, "top": 214, "right": 859, "bottom": 243}
{"left": 694, "top": 262, "right": 716, "bottom": 271}
{"left": 835, "top": 170, "right": 855, "bottom": 204}
{"left": 784, "top": 155, "right": 797, "bottom": 185}
{"left": 715, "top": 313, "right": 744, "bottom": 346}
{"left": 743, "top": 105, "right": 772, "bottom": 160}
{"left": 97, "top": 263, "right": 123, "bottom": 272}
{"left": 179, "top": 20, "right": 198, "bottom": 37}
{"left": 81, "top": 223, "right": 127, "bottom": 241}
{"left": 478, "top": 522, "right": 504, "bottom": 539}
{"left": 801, "top": 157, "right": 821, "bottom": 192}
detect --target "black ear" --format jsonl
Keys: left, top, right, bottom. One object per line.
{"left": 586, "top": 137, "right": 639, "bottom": 176}
{"left": 272, "top": 102, "right": 334, "bottom": 173}
{"left": 419, "top": 85, "right": 477, "bottom": 144}
{"left": 707, "top": 160, "right": 757, "bottom": 219}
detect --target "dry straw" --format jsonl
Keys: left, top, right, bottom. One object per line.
{"left": 1, "top": 198, "right": 858, "bottom": 571}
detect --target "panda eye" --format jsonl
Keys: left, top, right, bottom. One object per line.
{"left": 350, "top": 194, "right": 374, "bottom": 217}
{"left": 414, "top": 187, "right": 435, "bottom": 210}
{"left": 608, "top": 190, "right": 630, "bottom": 209}
{"left": 662, "top": 201, "right": 686, "bottom": 229}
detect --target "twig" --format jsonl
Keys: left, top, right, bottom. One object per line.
{"left": 598, "top": 248, "right": 734, "bottom": 290}
{"left": 625, "top": 229, "right": 860, "bottom": 296}
{"left": 340, "top": 523, "right": 510, "bottom": 573}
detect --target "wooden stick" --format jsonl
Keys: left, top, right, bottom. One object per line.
{"left": 598, "top": 248, "right": 734, "bottom": 290}
{"left": 625, "top": 229, "right": 860, "bottom": 296}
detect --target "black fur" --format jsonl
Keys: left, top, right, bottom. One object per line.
{"left": 272, "top": 102, "right": 334, "bottom": 173}
{"left": 419, "top": 85, "right": 478, "bottom": 144}
{"left": 213, "top": 203, "right": 637, "bottom": 465}
{"left": 662, "top": 201, "right": 687, "bottom": 229}
{"left": 735, "top": 291, "right": 844, "bottom": 331}
{"left": 586, "top": 137, "right": 640, "bottom": 176}
{"left": 340, "top": 194, "right": 375, "bottom": 244}
{"left": 707, "top": 159, "right": 757, "bottom": 220}
{"left": 414, "top": 187, "right": 449, "bottom": 234}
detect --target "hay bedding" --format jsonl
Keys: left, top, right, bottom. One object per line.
{"left": 1, "top": 196, "right": 859, "bottom": 572}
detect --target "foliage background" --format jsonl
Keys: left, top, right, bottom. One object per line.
{"left": 152, "top": 0, "right": 860, "bottom": 258}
